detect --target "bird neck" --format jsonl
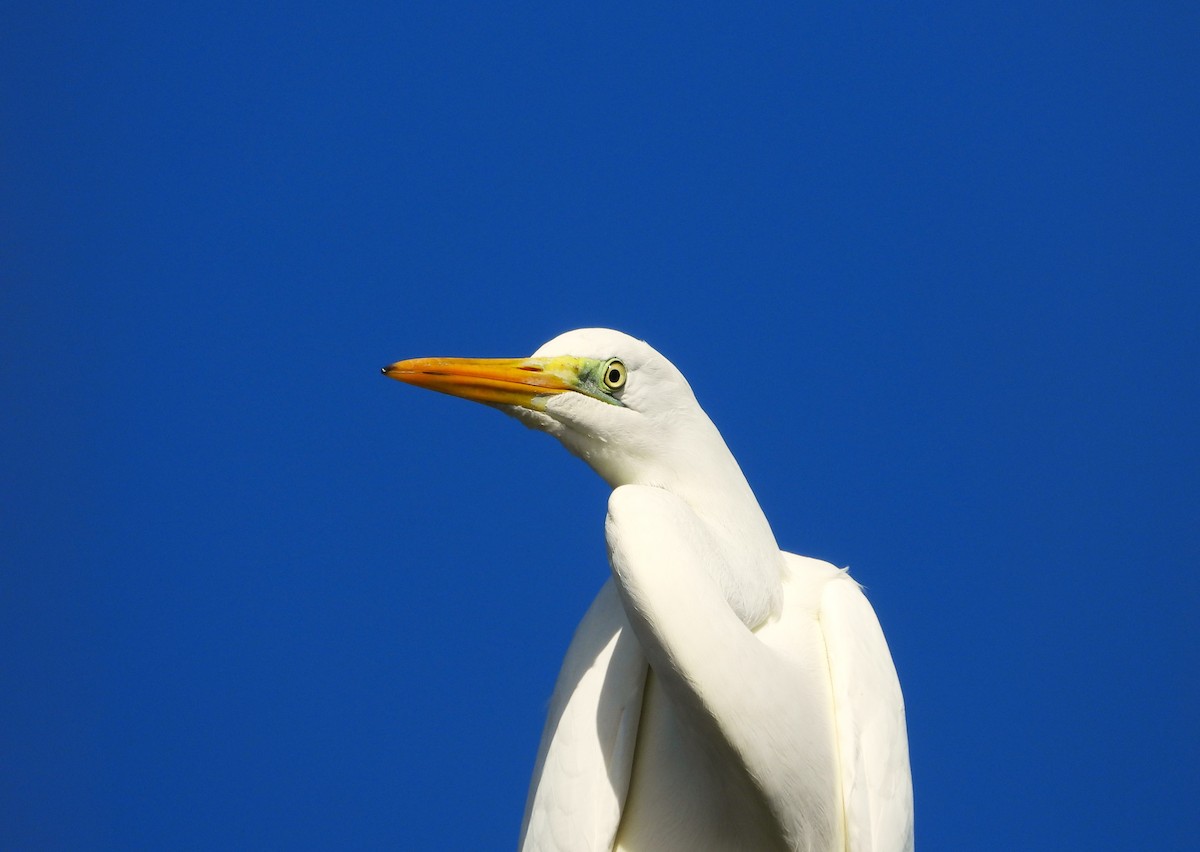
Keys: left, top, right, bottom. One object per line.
{"left": 622, "top": 418, "right": 785, "bottom": 627}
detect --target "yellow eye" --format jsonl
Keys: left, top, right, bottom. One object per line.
{"left": 602, "top": 359, "right": 627, "bottom": 390}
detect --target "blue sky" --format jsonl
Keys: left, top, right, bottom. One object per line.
{"left": 3, "top": 2, "right": 1197, "bottom": 849}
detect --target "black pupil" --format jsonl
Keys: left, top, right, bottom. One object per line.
{"left": 608, "top": 368, "right": 621, "bottom": 384}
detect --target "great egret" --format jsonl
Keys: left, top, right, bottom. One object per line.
{"left": 383, "top": 328, "right": 913, "bottom": 852}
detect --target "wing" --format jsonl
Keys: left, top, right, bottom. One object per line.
{"left": 813, "top": 557, "right": 914, "bottom": 852}
{"left": 520, "top": 578, "right": 648, "bottom": 852}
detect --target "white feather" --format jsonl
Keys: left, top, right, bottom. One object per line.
{"left": 387, "top": 328, "right": 913, "bottom": 851}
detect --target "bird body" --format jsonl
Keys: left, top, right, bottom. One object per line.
{"left": 384, "top": 329, "right": 913, "bottom": 852}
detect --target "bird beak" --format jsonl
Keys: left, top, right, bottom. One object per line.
{"left": 382, "top": 356, "right": 583, "bottom": 409}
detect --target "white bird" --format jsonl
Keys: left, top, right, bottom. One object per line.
{"left": 383, "top": 328, "right": 913, "bottom": 852}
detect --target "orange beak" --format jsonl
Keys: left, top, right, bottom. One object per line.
{"left": 381, "top": 356, "right": 583, "bottom": 409}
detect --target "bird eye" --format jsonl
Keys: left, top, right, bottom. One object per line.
{"left": 602, "top": 359, "right": 627, "bottom": 391}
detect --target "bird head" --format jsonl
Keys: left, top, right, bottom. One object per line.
{"left": 382, "top": 328, "right": 712, "bottom": 488}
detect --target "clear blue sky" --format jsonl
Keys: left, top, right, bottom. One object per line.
{"left": 4, "top": 2, "right": 1197, "bottom": 849}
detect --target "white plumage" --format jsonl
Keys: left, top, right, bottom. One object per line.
{"left": 384, "top": 328, "right": 913, "bottom": 852}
